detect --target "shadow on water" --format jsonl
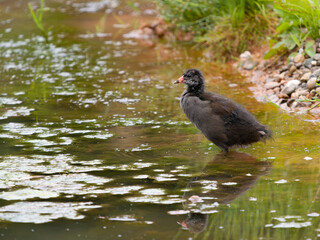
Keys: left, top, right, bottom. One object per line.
{"left": 178, "top": 152, "right": 272, "bottom": 233}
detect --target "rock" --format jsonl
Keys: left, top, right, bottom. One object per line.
{"left": 268, "top": 94, "right": 279, "bottom": 103}
{"left": 265, "top": 81, "right": 281, "bottom": 90}
{"left": 278, "top": 93, "right": 289, "bottom": 99}
{"left": 274, "top": 87, "right": 280, "bottom": 94}
{"left": 316, "top": 87, "right": 320, "bottom": 93}
{"left": 301, "top": 82, "right": 307, "bottom": 88}
{"left": 312, "top": 68, "right": 320, "bottom": 77}
{"left": 300, "top": 72, "right": 311, "bottom": 81}
{"left": 277, "top": 98, "right": 287, "bottom": 105}
{"left": 265, "top": 77, "right": 276, "bottom": 83}
{"left": 317, "top": 47, "right": 320, "bottom": 53}
{"left": 279, "top": 66, "right": 289, "bottom": 73}
{"left": 313, "top": 53, "right": 320, "bottom": 61}
{"left": 306, "top": 90, "right": 316, "bottom": 99}
{"left": 243, "top": 59, "right": 257, "bottom": 70}
{"left": 304, "top": 58, "right": 313, "bottom": 69}
{"left": 294, "top": 53, "right": 305, "bottom": 63}
{"left": 281, "top": 80, "right": 301, "bottom": 95}
{"left": 155, "top": 25, "right": 167, "bottom": 37}
{"left": 142, "top": 27, "right": 154, "bottom": 36}
{"left": 266, "top": 89, "right": 275, "bottom": 96}
{"left": 312, "top": 60, "right": 317, "bottom": 66}
{"left": 288, "top": 65, "right": 297, "bottom": 77}
{"left": 307, "top": 77, "right": 317, "bottom": 90}
{"left": 295, "top": 63, "right": 303, "bottom": 68}
{"left": 291, "top": 101, "right": 298, "bottom": 108}
{"left": 287, "top": 98, "right": 296, "bottom": 107}
{"left": 301, "top": 68, "right": 311, "bottom": 74}
{"left": 240, "top": 51, "right": 252, "bottom": 61}
{"left": 273, "top": 74, "right": 282, "bottom": 82}
{"left": 296, "top": 89, "right": 309, "bottom": 96}
{"left": 279, "top": 72, "right": 286, "bottom": 80}
{"left": 293, "top": 70, "right": 303, "bottom": 78}
{"left": 291, "top": 91, "right": 299, "bottom": 98}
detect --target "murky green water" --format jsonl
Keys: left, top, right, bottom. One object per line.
{"left": 0, "top": 1, "right": 319, "bottom": 239}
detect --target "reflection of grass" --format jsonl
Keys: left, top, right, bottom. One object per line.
{"left": 195, "top": 177, "right": 320, "bottom": 240}
{"left": 28, "top": 0, "right": 50, "bottom": 42}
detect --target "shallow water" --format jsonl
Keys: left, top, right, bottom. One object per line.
{"left": 0, "top": 1, "right": 319, "bottom": 239}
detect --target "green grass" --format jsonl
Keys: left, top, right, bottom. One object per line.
{"left": 154, "top": 0, "right": 276, "bottom": 60}
{"left": 28, "top": 0, "right": 50, "bottom": 42}
{"left": 265, "top": 0, "right": 320, "bottom": 59}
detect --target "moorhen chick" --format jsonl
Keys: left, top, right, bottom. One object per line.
{"left": 174, "top": 69, "right": 271, "bottom": 152}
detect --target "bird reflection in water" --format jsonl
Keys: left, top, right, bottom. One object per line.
{"left": 177, "top": 151, "right": 272, "bottom": 233}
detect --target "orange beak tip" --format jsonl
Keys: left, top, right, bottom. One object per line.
{"left": 174, "top": 76, "right": 184, "bottom": 84}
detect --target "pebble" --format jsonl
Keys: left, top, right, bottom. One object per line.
{"left": 307, "top": 77, "right": 317, "bottom": 90}
{"left": 297, "top": 89, "right": 309, "bottom": 96}
{"left": 265, "top": 82, "right": 281, "bottom": 90}
{"left": 278, "top": 93, "right": 289, "bottom": 99}
{"left": 294, "top": 53, "right": 305, "bottom": 63}
{"left": 300, "top": 72, "right": 311, "bottom": 81}
{"left": 312, "top": 68, "right": 320, "bottom": 77}
{"left": 291, "top": 91, "right": 299, "bottom": 98}
{"left": 281, "top": 80, "right": 301, "bottom": 95}
{"left": 279, "top": 66, "right": 289, "bottom": 73}
{"left": 274, "top": 87, "right": 280, "bottom": 94}
{"left": 304, "top": 58, "right": 313, "bottom": 69}
{"left": 265, "top": 77, "right": 276, "bottom": 83}
{"left": 313, "top": 53, "right": 320, "bottom": 61}
{"left": 268, "top": 94, "right": 279, "bottom": 103}
{"left": 243, "top": 59, "right": 257, "bottom": 70}
{"left": 288, "top": 65, "right": 297, "bottom": 77}
{"left": 312, "top": 60, "right": 317, "bottom": 66}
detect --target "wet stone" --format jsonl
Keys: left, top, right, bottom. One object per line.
{"left": 278, "top": 93, "right": 289, "bottom": 99}
{"left": 304, "top": 58, "right": 313, "bottom": 69}
{"left": 281, "top": 80, "right": 301, "bottom": 95}
{"left": 243, "top": 59, "right": 257, "bottom": 70}
{"left": 300, "top": 72, "right": 311, "bottom": 81}
{"left": 279, "top": 65, "right": 289, "bottom": 73}
{"left": 288, "top": 65, "right": 297, "bottom": 77}
{"left": 307, "top": 77, "right": 317, "bottom": 90}
{"left": 268, "top": 94, "right": 279, "bottom": 103}
{"left": 312, "top": 68, "right": 320, "bottom": 77}
{"left": 295, "top": 63, "right": 302, "bottom": 69}
{"left": 265, "top": 82, "right": 280, "bottom": 90}
{"left": 294, "top": 53, "right": 305, "bottom": 64}
{"left": 313, "top": 53, "right": 320, "bottom": 61}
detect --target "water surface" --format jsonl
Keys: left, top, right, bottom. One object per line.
{"left": 0, "top": 1, "right": 319, "bottom": 239}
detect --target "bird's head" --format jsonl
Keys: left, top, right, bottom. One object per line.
{"left": 174, "top": 69, "right": 205, "bottom": 93}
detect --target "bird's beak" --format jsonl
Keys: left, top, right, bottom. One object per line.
{"left": 174, "top": 76, "right": 184, "bottom": 84}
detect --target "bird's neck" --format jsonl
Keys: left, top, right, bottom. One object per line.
{"left": 187, "top": 84, "right": 205, "bottom": 96}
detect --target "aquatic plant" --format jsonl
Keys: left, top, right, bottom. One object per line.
{"left": 264, "top": 0, "right": 320, "bottom": 59}
{"left": 28, "top": 0, "right": 50, "bottom": 42}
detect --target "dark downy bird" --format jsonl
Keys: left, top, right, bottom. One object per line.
{"left": 174, "top": 69, "right": 272, "bottom": 152}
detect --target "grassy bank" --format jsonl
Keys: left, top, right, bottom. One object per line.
{"left": 154, "top": 0, "right": 320, "bottom": 62}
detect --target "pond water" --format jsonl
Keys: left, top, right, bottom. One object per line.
{"left": 0, "top": 0, "right": 319, "bottom": 239}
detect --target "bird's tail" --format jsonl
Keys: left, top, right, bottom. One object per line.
{"left": 258, "top": 127, "right": 273, "bottom": 142}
